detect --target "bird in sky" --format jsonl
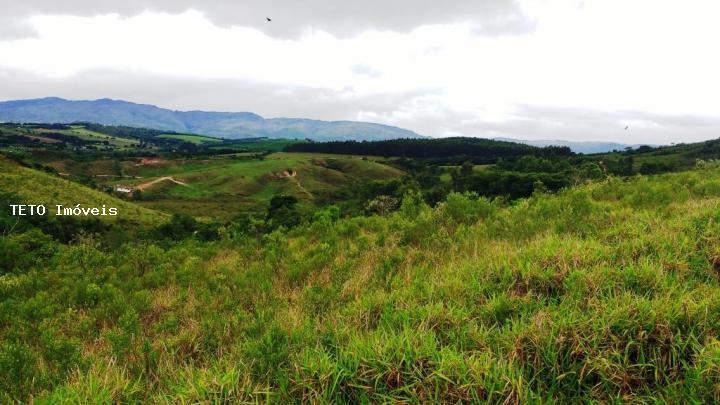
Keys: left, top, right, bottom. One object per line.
{"left": 266, "top": 17, "right": 272, "bottom": 22}
{"left": 625, "top": 126, "right": 629, "bottom": 130}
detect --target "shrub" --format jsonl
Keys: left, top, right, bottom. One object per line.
{"left": 437, "top": 192, "right": 495, "bottom": 225}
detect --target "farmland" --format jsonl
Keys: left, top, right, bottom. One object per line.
{"left": 115, "top": 153, "right": 403, "bottom": 218}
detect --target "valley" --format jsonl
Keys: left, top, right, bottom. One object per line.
{"left": 2, "top": 1, "right": 715, "bottom": 401}
{"left": 4, "top": 121, "right": 720, "bottom": 402}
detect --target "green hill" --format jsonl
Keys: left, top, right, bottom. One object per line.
{"left": 5, "top": 165, "right": 720, "bottom": 402}
{"left": 0, "top": 157, "right": 165, "bottom": 224}
{"left": 157, "top": 133, "right": 223, "bottom": 144}
{"left": 7, "top": 121, "right": 720, "bottom": 402}
{"left": 594, "top": 138, "right": 720, "bottom": 172}
{"left": 61, "top": 152, "right": 404, "bottom": 219}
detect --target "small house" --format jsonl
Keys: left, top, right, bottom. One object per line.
{"left": 115, "top": 186, "right": 133, "bottom": 193}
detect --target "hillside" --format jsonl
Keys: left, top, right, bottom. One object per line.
{"left": 97, "top": 152, "right": 404, "bottom": 219}
{"left": 5, "top": 166, "right": 720, "bottom": 402}
{"left": 0, "top": 123, "right": 407, "bottom": 219}
{"left": 6, "top": 121, "right": 720, "bottom": 401}
{"left": 593, "top": 138, "right": 720, "bottom": 172}
{"left": 0, "top": 97, "right": 421, "bottom": 141}
{"left": 0, "top": 157, "right": 165, "bottom": 225}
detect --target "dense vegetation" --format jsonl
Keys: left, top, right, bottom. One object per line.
{"left": 5, "top": 164, "right": 720, "bottom": 401}
{"left": 6, "top": 123, "right": 720, "bottom": 401}
{"left": 286, "top": 137, "right": 572, "bottom": 164}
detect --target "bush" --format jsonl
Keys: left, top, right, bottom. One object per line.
{"left": 437, "top": 192, "right": 495, "bottom": 225}
{"left": 267, "top": 195, "right": 302, "bottom": 230}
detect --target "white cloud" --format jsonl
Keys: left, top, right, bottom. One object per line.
{"left": 0, "top": 0, "right": 532, "bottom": 39}
{"left": 0, "top": 0, "right": 720, "bottom": 143}
{"left": 0, "top": 67, "right": 439, "bottom": 122}
{"left": 0, "top": 17, "right": 37, "bottom": 39}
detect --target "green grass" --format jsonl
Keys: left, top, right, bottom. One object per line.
{"left": 105, "top": 153, "right": 403, "bottom": 218}
{"left": 593, "top": 138, "right": 720, "bottom": 172}
{"left": 221, "top": 138, "right": 304, "bottom": 152}
{"left": 0, "top": 157, "right": 165, "bottom": 224}
{"left": 157, "top": 134, "right": 223, "bottom": 144}
{"left": 0, "top": 124, "right": 140, "bottom": 151}
{"left": 6, "top": 167, "right": 720, "bottom": 401}
{"left": 49, "top": 126, "right": 138, "bottom": 148}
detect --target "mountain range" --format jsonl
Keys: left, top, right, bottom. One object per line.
{"left": 0, "top": 97, "right": 420, "bottom": 141}
{"left": 0, "top": 98, "right": 660, "bottom": 151}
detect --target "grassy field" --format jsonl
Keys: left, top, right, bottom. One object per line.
{"left": 105, "top": 153, "right": 403, "bottom": 218}
{"left": 158, "top": 134, "right": 223, "bottom": 144}
{"left": 38, "top": 126, "right": 140, "bottom": 148}
{"left": 8, "top": 124, "right": 720, "bottom": 401}
{"left": 221, "top": 138, "right": 304, "bottom": 152}
{"left": 5, "top": 165, "right": 720, "bottom": 401}
{"left": 0, "top": 123, "right": 303, "bottom": 156}
{"left": 2, "top": 124, "right": 395, "bottom": 218}
{"left": 0, "top": 157, "right": 166, "bottom": 224}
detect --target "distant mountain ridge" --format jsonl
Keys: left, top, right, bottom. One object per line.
{"left": 494, "top": 137, "right": 659, "bottom": 154}
{"left": 0, "top": 97, "right": 421, "bottom": 141}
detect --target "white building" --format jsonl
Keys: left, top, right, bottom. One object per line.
{"left": 115, "top": 186, "right": 133, "bottom": 193}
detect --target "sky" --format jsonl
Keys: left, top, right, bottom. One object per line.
{"left": 0, "top": 0, "right": 719, "bottom": 144}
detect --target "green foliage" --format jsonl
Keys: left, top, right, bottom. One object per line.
{"left": 438, "top": 192, "right": 496, "bottom": 225}
{"left": 312, "top": 205, "right": 340, "bottom": 225}
{"left": 639, "top": 161, "right": 673, "bottom": 175}
{"left": 365, "top": 195, "right": 400, "bottom": 216}
{"left": 0, "top": 342, "right": 38, "bottom": 398}
{"left": 152, "top": 213, "right": 220, "bottom": 241}
{"left": 696, "top": 159, "right": 720, "bottom": 170}
{"left": 286, "top": 136, "right": 572, "bottom": 163}
{"left": 8, "top": 138, "right": 720, "bottom": 401}
{"left": 266, "top": 195, "right": 301, "bottom": 230}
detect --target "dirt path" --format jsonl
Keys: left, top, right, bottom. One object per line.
{"left": 290, "top": 176, "right": 314, "bottom": 199}
{"left": 135, "top": 176, "right": 189, "bottom": 191}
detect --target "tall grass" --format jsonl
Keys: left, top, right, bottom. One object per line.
{"left": 4, "top": 169, "right": 720, "bottom": 402}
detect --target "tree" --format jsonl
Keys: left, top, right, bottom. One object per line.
{"left": 365, "top": 195, "right": 399, "bottom": 216}
{"left": 460, "top": 160, "right": 474, "bottom": 177}
{"left": 267, "top": 195, "right": 301, "bottom": 229}
{"left": 156, "top": 213, "right": 198, "bottom": 240}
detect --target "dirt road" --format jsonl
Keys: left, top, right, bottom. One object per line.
{"left": 135, "top": 176, "right": 189, "bottom": 191}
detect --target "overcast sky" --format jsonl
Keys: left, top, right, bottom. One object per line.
{"left": 1, "top": 0, "right": 719, "bottom": 144}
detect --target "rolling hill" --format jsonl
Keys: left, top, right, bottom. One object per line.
{"left": 7, "top": 162, "right": 720, "bottom": 402}
{"left": 0, "top": 157, "right": 166, "bottom": 225}
{"left": 8, "top": 118, "right": 720, "bottom": 401}
{"left": 0, "top": 97, "right": 421, "bottom": 141}
{"left": 49, "top": 152, "right": 404, "bottom": 219}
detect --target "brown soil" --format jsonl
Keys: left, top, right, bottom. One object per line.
{"left": 135, "top": 177, "right": 189, "bottom": 191}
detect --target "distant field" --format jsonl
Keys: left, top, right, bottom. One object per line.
{"left": 0, "top": 124, "right": 141, "bottom": 150}
{"left": 158, "top": 133, "right": 223, "bottom": 144}
{"left": 218, "top": 138, "right": 304, "bottom": 152}
{"left": 97, "top": 152, "right": 404, "bottom": 218}
{"left": 42, "top": 126, "right": 139, "bottom": 148}
{"left": 158, "top": 135, "right": 302, "bottom": 151}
